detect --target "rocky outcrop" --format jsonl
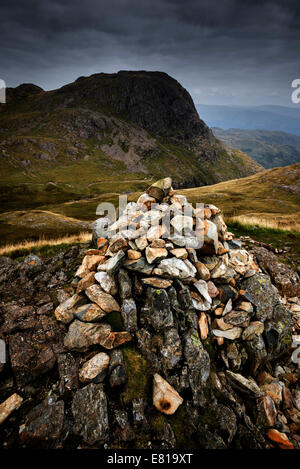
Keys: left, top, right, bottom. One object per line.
{"left": 0, "top": 179, "right": 299, "bottom": 450}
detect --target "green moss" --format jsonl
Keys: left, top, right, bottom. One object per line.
{"left": 168, "top": 406, "right": 195, "bottom": 449}
{"left": 121, "top": 345, "right": 148, "bottom": 405}
{"left": 151, "top": 414, "right": 165, "bottom": 433}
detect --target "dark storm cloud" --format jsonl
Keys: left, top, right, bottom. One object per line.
{"left": 0, "top": 0, "right": 299, "bottom": 104}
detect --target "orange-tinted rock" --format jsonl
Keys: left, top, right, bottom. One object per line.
{"left": 76, "top": 272, "right": 96, "bottom": 294}
{"left": 199, "top": 312, "right": 209, "bottom": 340}
{"left": 153, "top": 374, "right": 183, "bottom": 415}
{"left": 267, "top": 428, "right": 294, "bottom": 449}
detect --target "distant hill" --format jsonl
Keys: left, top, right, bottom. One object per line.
{"left": 212, "top": 128, "right": 300, "bottom": 169}
{"left": 196, "top": 104, "right": 300, "bottom": 136}
{"left": 0, "top": 71, "right": 262, "bottom": 216}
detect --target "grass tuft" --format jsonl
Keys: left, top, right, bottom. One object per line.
{"left": 0, "top": 232, "right": 91, "bottom": 257}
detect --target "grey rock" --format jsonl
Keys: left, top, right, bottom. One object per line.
{"left": 106, "top": 250, "right": 125, "bottom": 274}
{"left": 72, "top": 383, "right": 109, "bottom": 445}
{"left": 240, "top": 273, "right": 278, "bottom": 322}
{"left": 120, "top": 298, "right": 138, "bottom": 332}
{"left": 118, "top": 268, "right": 132, "bottom": 299}
{"left": 148, "top": 288, "right": 174, "bottom": 331}
{"left": 19, "top": 398, "right": 65, "bottom": 448}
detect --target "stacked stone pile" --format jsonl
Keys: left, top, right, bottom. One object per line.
{"left": 1, "top": 177, "right": 299, "bottom": 449}
{"left": 50, "top": 177, "right": 298, "bottom": 448}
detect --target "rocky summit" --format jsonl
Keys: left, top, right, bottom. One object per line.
{"left": 0, "top": 177, "right": 299, "bottom": 449}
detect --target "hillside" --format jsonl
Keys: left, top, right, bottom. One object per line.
{"left": 180, "top": 163, "right": 300, "bottom": 228}
{"left": 196, "top": 104, "right": 300, "bottom": 136}
{"left": 0, "top": 71, "right": 261, "bottom": 216}
{"left": 213, "top": 128, "right": 300, "bottom": 169}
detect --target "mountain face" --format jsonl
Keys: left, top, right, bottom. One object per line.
{"left": 196, "top": 104, "right": 300, "bottom": 136}
{"left": 213, "top": 128, "right": 300, "bottom": 169}
{"left": 0, "top": 71, "right": 261, "bottom": 214}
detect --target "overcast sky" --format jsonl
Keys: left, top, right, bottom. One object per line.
{"left": 1, "top": 0, "right": 299, "bottom": 105}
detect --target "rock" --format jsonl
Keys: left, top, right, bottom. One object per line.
{"left": 75, "top": 254, "right": 106, "bottom": 278}
{"left": 153, "top": 373, "right": 183, "bottom": 415}
{"left": 94, "top": 271, "right": 117, "bottom": 295}
{"left": 106, "top": 250, "right": 125, "bottom": 274}
{"left": 57, "top": 352, "right": 79, "bottom": 393}
{"left": 127, "top": 249, "right": 142, "bottom": 260}
{"left": 120, "top": 298, "right": 138, "bottom": 332}
{"left": 161, "top": 328, "right": 182, "bottom": 370}
{"left": 135, "top": 236, "right": 148, "bottom": 251}
{"left": 240, "top": 274, "right": 278, "bottom": 322}
{"left": 141, "top": 277, "right": 173, "bottom": 288}
{"left": 0, "top": 393, "right": 23, "bottom": 425}
{"left": 199, "top": 312, "right": 209, "bottom": 340}
{"left": 19, "top": 398, "right": 65, "bottom": 448}
{"left": 109, "top": 364, "right": 127, "bottom": 387}
{"left": 257, "top": 394, "right": 277, "bottom": 427}
{"left": 236, "top": 301, "right": 253, "bottom": 313}
{"left": 79, "top": 352, "right": 110, "bottom": 383}
{"left": 132, "top": 398, "right": 149, "bottom": 429}
{"left": 212, "top": 327, "right": 242, "bottom": 340}
{"left": 207, "top": 281, "right": 219, "bottom": 298}
{"left": 109, "top": 349, "right": 127, "bottom": 387}
{"left": 153, "top": 258, "right": 196, "bottom": 279}
{"left": 223, "top": 310, "right": 250, "bottom": 326}
{"left": 148, "top": 288, "right": 174, "bottom": 331}
{"left": 170, "top": 248, "right": 188, "bottom": 259}
{"left": 137, "top": 193, "right": 157, "bottom": 209}
{"left": 124, "top": 257, "right": 153, "bottom": 275}
{"left": 146, "top": 177, "right": 172, "bottom": 201}
{"left": 199, "top": 220, "right": 219, "bottom": 254}
{"left": 118, "top": 268, "right": 132, "bottom": 299}
{"left": 171, "top": 215, "right": 193, "bottom": 233}
{"left": 109, "top": 233, "right": 128, "bottom": 253}
{"left": 54, "top": 293, "right": 85, "bottom": 324}
{"left": 225, "top": 371, "right": 261, "bottom": 398}
{"left": 242, "top": 321, "right": 264, "bottom": 340}
{"left": 100, "top": 331, "right": 132, "bottom": 349}
{"left": 72, "top": 384, "right": 109, "bottom": 445}
{"left": 267, "top": 428, "right": 294, "bottom": 449}
{"left": 92, "top": 216, "right": 111, "bottom": 246}
{"left": 194, "top": 280, "right": 212, "bottom": 304}
{"left": 76, "top": 271, "right": 96, "bottom": 293}
{"left": 64, "top": 320, "right": 112, "bottom": 351}
{"left": 252, "top": 246, "right": 300, "bottom": 297}
{"left": 147, "top": 225, "right": 166, "bottom": 242}
{"left": 261, "top": 382, "right": 283, "bottom": 406}
{"left": 85, "top": 285, "right": 120, "bottom": 313}
{"left": 145, "top": 247, "right": 168, "bottom": 264}
{"left": 212, "top": 317, "right": 234, "bottom": 331}
{"left": 184, "top": 330, "right": 210, "bottom": 401}
{"left": 8, "top": 316, "right": 61, "bottom": 386}
{"left": 74, "top": 303, "right": 107, "bottom": 322}
{"left": 194, "top": 261, "right": 210, "bottom": 280}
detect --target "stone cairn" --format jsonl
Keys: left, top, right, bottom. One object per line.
{"left": 47, "top": 177, "right": 298, "bottom": 449}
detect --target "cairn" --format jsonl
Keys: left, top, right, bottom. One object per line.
{"left": 53, "top": 177, "right": 297, "bottom": 449}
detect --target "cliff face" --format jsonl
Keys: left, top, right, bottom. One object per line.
{"left": 55, "top": 71, "right": 214, "bottom": 143}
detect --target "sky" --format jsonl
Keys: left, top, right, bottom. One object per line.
{"left": 0, "top": 0, "right": 300, "bottom": 106}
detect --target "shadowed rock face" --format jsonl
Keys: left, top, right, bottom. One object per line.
{"left": 55, "top": 71, "right": 214, "bottom": 144}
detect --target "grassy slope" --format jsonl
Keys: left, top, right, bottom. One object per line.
{"left": 180, "top": 163, "right": 300, "bottom": 225}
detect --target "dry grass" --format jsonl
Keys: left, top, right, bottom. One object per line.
{"left": 0, "top": 231, "right": 92, "bottom": 256}
{"left": 228, "top": 214, "right": 300, "bottom": 232}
